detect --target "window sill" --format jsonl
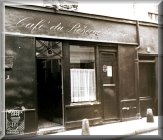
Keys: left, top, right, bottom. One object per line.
{"left": 65, "top": 101, "right": 101, "bottom": 108}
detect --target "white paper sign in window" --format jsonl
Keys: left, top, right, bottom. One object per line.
{"left": 107, "top": 66, "right": 112, "bottom": 77}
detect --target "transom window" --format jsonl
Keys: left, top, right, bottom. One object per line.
{"left": 35, "top": 39, "right": 62, "bottom": 59}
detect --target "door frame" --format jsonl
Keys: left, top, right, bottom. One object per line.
{"left": 35, "top": 38, "right": 65, "bottom": 129}
{"left": 98, "top": 47, "right": 120, "bottom": 121}
{"left": 138, "top": 55, "right": 157, "bottom": 116}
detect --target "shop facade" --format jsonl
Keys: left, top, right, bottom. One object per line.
{"left": 3, "top": 5, "right": 158, "bottom": 135}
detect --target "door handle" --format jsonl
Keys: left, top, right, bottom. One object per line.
{"left": 103, "top": 84, "right": 115, "bottom": 87}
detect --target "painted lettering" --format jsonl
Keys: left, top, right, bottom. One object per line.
{"left": 68, "top": 23, "right": 80, "bottom": 33}
{"left": 16, "top": 17, "right": 100, "bottom": 36}
{"left": 30, "top": 19, "right": 45, "bottom": 33}
{"left": 16, "top": 17, "right": 34, "bottom": 27}
{"left": 16, "top": 17, "right": 46, "bottom": 33}
{"left": 25, "top": 23, "right": 35, "bottom": 28}
{"left": 68, "top": 23, "right": 100, "bottom": 35}
{"left": 16, "top": 17, "right": 64, "bottom": 33}
{"left": 50, "top": 22, "right": 64, "bottom": 31}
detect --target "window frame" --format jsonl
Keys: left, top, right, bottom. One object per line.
{"left": 69, "top": 43, "right": 98, "bottom": 104}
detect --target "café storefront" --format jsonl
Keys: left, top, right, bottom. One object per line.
{"left": 4, "top": 5, "right": 158, "bottom": 135}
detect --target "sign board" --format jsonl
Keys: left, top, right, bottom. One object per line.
{"left": 5, "top": 6, "right": 137, "bottom": 44}
{"left": 107, "top": 66, "right": 112, "bottom": 77}
{"left": 6, "top": 110, "right": 25, "bottom": 135}
{"left": 5, "top": 56, "right": 14, "bottom": 69}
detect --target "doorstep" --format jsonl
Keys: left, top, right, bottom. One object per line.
{"left": 37, "top": 126, "right": 65, "bottom": 135}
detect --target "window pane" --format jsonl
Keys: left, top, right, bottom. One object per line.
{"left": 70, "top": 45, "right": 96, "bottom": 103}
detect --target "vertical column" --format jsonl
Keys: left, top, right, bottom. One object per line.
{"left": 0, "top": 2, "right": 5, "bottom": 138}
{"left": 62, "top": 41, "right": 70, "bottom": 124}
{"left": 95, "top": 46, "right": 100, "bottom": 102}
{"left": 154, "top": 56, "right": 158, "bottom": 116}
{"left": 158, "top": 1, "right": 163, "bottom": 116}
{"left": 135, "top": 20, "right": 141, "bottom": 118}
{"left": 135, "top": 49, "right": 141, "bottom": 118}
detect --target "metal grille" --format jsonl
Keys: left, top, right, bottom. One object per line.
{"left": 36, "top": 40, "right": 62, "bottom": 59}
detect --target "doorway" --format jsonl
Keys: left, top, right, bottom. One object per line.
{"left": 139, "top": 62, "right": 157, "bottom": 116}
{"left": 100, "top": 52, "right": 119, "bottom": 121}
{"left": 36, "top": 39, "right": 63, "bottom": 130}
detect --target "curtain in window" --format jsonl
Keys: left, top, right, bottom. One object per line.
{"left": 71, "top": 69, "right": 96, "bottom": 102}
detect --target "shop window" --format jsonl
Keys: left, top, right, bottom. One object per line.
{"left": 70, "top": 45, "right": 96, "bottom": 103}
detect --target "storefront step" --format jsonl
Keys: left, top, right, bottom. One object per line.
{"left": 37, "top": 126, "right": 65, "bottom": 135}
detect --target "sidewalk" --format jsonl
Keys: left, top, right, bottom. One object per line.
{"left": 50, "top": 116, "right": 160, "bottom": 135}
{"left": 1, "top": 116, "right": 161, "bottom": 140}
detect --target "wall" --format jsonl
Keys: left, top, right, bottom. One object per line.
{"left": 3, "top": 4, "right": 159, "bottom": 133}
{"left": 5, "top": 36, "right": 37, "bottom": 134}
{"left": 139, "top": 25, "right": 158, "bottom": 54}
{"left": 118, "top": 45, "right": 137, "bottom": 119}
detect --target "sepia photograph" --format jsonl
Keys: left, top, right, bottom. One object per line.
{"left": 0, "top": 0, "right": 162, "bottom": 139}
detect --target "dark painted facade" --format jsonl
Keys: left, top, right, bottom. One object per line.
{"left": 3, "top": 5, "right": 158, "bottom": 136}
